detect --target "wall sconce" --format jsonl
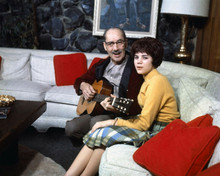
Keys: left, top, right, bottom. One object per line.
{"left": 161, "top": 0, "right": 210, "bottom": 64}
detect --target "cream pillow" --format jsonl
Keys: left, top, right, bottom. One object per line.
{"left": 0, "top": 52, "right": 30, "bottom": 80}
{"left": 30, "top": 55, "right": 55, "bottom": 85}
{"left": 177, "top": 77, "right": 220, "bottom": 123}
{"left": 158, "top": 67, "right": 208, "bottom": 90}
{"left": 208, "top": 111, "right": 220, "bottom": 168}
{"left": 167, "top": 76, "right": 208, "bottom": 90}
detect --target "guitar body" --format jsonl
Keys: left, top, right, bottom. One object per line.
{"left": 76, "top": 80, "right": 113, "bottom": 115}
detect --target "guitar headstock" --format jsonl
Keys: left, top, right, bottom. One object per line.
{"left": 111, "top": 97, "right": 134, "bottom": 114}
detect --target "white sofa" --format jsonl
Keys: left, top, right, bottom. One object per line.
{"left": 1, "top": 47, "right": 220, "bottom": 175}
{"left": 0, "top": 47, "right": 107, "bottom": 132}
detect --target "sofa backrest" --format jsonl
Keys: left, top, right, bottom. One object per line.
{"left": 1, "top": 47, "right": 220, "bottom": 99}
{"left": 0, "top": 47, "right": 107, "bottom": 86}
{"left": 158, "top": 61, "right": 220, "bottom": 100}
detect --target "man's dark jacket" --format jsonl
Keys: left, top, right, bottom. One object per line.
{"left": 74, "top": 55, "right": 144, "bottom": 116}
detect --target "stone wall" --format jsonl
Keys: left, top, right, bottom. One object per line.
{"left": 0, "top": 0, "right": 196, "bottom": 62}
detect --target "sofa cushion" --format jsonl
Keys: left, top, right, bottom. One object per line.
{"left": 99, "top": 144, "right": 151, "bottom": 176}
{"left": 0, "top": 80, "right": 51, "bottom": 101}
{"left": 206, "top": 76, "right": 220, "bottom": 101}
{"left": 208, "top": 109, "right": 220, "bottom": 168}
{"left": 0, "top": 52, "right": 30, "bottom": 80}
{"left": 187, "top": 114, "right": 213, "bottom": 127}
{"left": 45, "top": 85, "right": 79, "bottom": 105}
{"left": 53, "top": 53, "right": 87, "bottom": 86}
{"left": 208, "top": 140, "right": 220, "bottom": 167}
{"left": 158, "top": 67, "right": 208, "bottom": 90}
{"left": 133, "top": 119, "right": 220, "bottom": 176}
{"left": 196, "top": 162, "right": 220, "bottom": 176}
{"left": 41, "top": 101, "right": 77, "bottom": 119}
{"left": 177, "top": 77, "right": 220, "bottom": 123}
{"left": 30, "top": 55, "right": 55, "bottom": 85}
{"left": 159, "top": 61, "right": 220, "bottom": 102}
{"left": 168, "top": 76, "right": 207, "bottom": 92}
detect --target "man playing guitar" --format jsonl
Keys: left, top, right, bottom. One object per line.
{"left": 65, "top": 27, "right": 144, "bottom": 141}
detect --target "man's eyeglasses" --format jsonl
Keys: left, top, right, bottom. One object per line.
{"left": 105, "top": 40, "right": 125, "bottom": 47}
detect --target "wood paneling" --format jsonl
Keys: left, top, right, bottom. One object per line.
{"left": 194, "top": 0, "right": 220, "bottom": 73}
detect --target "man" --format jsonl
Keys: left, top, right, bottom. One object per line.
{"left": 65, "top": 27, "right": 144, "bottom": 140}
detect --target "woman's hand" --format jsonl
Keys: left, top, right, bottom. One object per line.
{"left": 80, "top": 82, "right": 96, "bottom": 100}
{"left": 91, "top": 119, "right": 115, "bottom": 133}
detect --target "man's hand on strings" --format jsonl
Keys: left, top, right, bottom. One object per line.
{"left": 80, "top": 82, "right": 96, "bottom": 100}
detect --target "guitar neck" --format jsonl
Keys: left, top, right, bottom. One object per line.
{"left": 93, "top": 94, "right": 112, "bottom": 103}
{"left": 83, "top": 92, "right": 133, "bottom": 114}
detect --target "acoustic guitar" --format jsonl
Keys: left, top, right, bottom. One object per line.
{"left": 76, "top": 80, "right": 134, "bottom": 115}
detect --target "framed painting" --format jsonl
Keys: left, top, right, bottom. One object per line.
{"left": 93, "top": 0, "right": 160, "bottom": 38}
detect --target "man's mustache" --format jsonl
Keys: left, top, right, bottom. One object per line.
{"left": 112, "top": 50, "right": 122, "bottom": 55}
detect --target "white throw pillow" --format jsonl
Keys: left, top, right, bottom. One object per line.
{"left": 208, "top": 109, "right": 220, "bottom": 168}
{"left": 177, "top": 77, "right": 220, "bottom": 123}
{"left": 0, "top": 52, "right": 30, "bottom": 80}
{"left": 30, "top": 55, "right": 55, "bottom": 85}
{"left": 158, "top": 67, "right": 208, "bottom": 90}
{"left": 167, "top": 76, "right": 208, "bottom": 90}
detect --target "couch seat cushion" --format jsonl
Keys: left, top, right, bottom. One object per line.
{"left": 99, "top": 144, "right": 151, "bottom": 176}
{"left": 45, "top": 86, "right": 79, "bottom": 105}
{"left": 0, "top": 80, "right": 51, "bottom": 101}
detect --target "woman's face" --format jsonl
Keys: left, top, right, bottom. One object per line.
{"left": 134, "top": 52, "right": 154, "bottom": 76}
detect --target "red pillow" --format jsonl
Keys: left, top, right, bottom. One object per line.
{"left": 187, "top": 114, "right": 213, "bottom": 127}
{"left": 196, "top": 162, "right": 220, "bottom": 176}
{"left": 133, "top": 119, "right": 220, "bottom": 176}
{"left": 89, "top": 57, "right": 102, "bottom": 69}
{"left": 54, "top": 53, "right": 87, "bottom": 86}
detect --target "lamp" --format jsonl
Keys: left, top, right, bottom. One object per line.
{"left": 161, "top": 0, "right": 210, "bottom": 64}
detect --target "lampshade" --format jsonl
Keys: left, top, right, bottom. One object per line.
{"left": 161, "top": 0, "right": 210, "bottom": 17}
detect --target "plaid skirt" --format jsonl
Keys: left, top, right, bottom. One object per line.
{"left": 83, "top": 122, "right": 167, "bottom": 148}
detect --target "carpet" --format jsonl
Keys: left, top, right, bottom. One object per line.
{"left": 0, "top": 145, "right": 66, "bottom": 176}
{"left": 18, "top": 127, "right": 82, "bottom": 171}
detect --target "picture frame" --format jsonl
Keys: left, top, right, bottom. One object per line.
{"left": 93, "top": 0, "right": 160, "bottom": 38}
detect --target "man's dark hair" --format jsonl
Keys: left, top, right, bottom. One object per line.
{"left": 131, "top": 37, "right": 164, "bottom": 68}
{"left": 103, "top": 27, "right": 126, "bottom": 41}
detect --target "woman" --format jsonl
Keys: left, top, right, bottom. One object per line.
{"left": 65, "top": 37, "right": 180, "bottom": 176}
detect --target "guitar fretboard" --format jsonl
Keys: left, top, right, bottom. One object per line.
{"left": 92, "top": 94, "right": 112, "bottom": 103}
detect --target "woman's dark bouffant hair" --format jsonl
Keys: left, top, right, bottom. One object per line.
{"left": 131, "top": 37, "right": 164, "bottom": 68}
